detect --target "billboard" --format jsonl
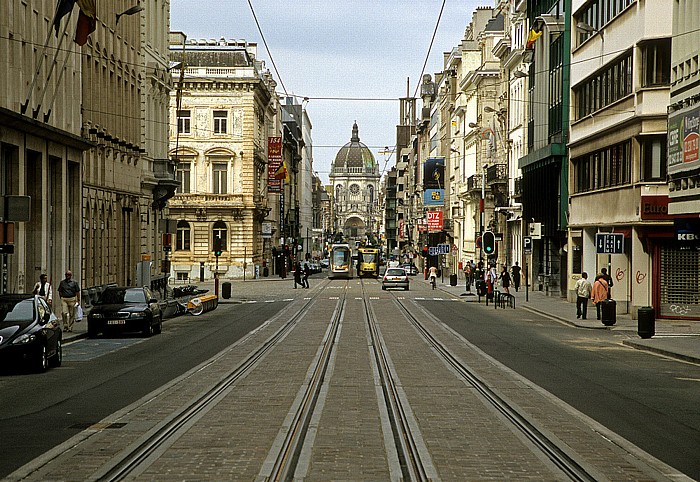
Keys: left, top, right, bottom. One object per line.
{"left": 668, "top": 105, "right": 699, "bottom": 175}
{"left": 426, "top": 210, "right": 443, "bottom": 232}
{"left": 423, "top": 157, "right": 445, "bottom": 206}
{"left": 267, "top": 136, "right": 282, "bottom": 193}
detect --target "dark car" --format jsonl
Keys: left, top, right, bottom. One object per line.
{"left": 0, "top": 294, "right": 62, "bottom": 372}
{"left": 88, "top": 286, "right": 162, "bottom": 337}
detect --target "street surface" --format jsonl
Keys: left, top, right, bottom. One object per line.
{"left": 1, "top": 273, "right": 698, "bottom": 481}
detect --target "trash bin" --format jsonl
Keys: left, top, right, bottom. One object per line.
{"left": 600, "top": 298, "right": 616, "bottom": 326}
{"left": 476, "top": 280, "right": 487, "bottom": 297}
{"left": 221, "top": 281, "right": 231, "bottom": 299}
{"left": 263, "top": 267, "right": 269, "bottom": 277}
{"left": 450, "top": 274, "right": 458, "bottom": 286}
{"left": 637, "top": 306, "right": 655, "bottom": 339}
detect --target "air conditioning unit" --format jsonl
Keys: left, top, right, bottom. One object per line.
{"left": 529, "top": 222, "right": 542, "bottom": 239}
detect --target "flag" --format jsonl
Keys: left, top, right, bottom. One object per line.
{"left": 53, "top": 0, "right": 76, "bottom": 37}
{"left": 74, "top": 0, "right": 96, "bottom": 46}
{"left": 526, "top": 27, "right": 543, "bottom": 49}
{"left": 274, "top": 160, "right": 289, "bottom": 182}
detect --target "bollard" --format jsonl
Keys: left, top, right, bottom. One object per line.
{"left": 637, "top": 306, "right": 655, "bottom": 339}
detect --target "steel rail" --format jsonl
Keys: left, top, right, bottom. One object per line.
{"left": 362, "top": 280, "right": 430, "bottom": 481}
{"left": 265, "top": 284, "right": 347, "bottom": 481}
{"left": 394, "top": 296, "right": 598, "bottom": 482}
{"left": 95, "top": 278, "right": 334, "bottom": 482}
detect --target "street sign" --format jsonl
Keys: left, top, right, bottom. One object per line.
{"left": 437, "top": 243, "right": 450, "bottom": 255}
{"left": 523, "top": 236, "right": 532, "bottom": 252}
{"left": 451, "top": 244, "right": 458, "bottom": 256}
{"left": 429, "top": 246, "right": 439, "bottom": 256}
{"left": 596, "top": 233, "right": 624, "bottom": 254}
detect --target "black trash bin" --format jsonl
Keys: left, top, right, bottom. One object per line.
{"left": 263, "top": 267, "right": 269, "bottom": 277}
{"left": 221, "top": 281, "right": 232, "bottom": 299}
{"left": 600, "top": 299, "right": 616, "bottom": 326}
{"left": 450, "top": 274, "right": 458, "bottom": 286}
{"left": 637, "top": 306, "right": 655, "bottom": 339}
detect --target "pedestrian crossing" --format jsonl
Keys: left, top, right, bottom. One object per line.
{"left": 239, "top": 297, "right": 464, "bottom": 304}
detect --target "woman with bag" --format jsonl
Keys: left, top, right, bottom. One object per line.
{"left": 590, "top": 274, "right": 609, "bottom": 321}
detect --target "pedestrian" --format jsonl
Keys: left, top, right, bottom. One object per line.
{"left": 464, "top": 262, "right": 472, "bottom": 291}
{"left": 590, "top": 274, "right": 609, "bottom": 320}
{"left": 511, "top": 262, "right": 521, "bottom": 292}
{"left": 499, "top": 266, "right": 511, "bottom": 294}
{"left": 600, "top": 268, "right": 614, "bottom": 299}
{"left": 293, "top": 262, "right": 302, "bottom": 289}
{"left": 303, "top": 262, "right": 311, "bottom": 289}
{"left": 486, "top": 264, "right": 497, "bottom": 300}
{"left": 574, "top": 272, "right": 593, "bottom": 319}
{"left": 58, "top": 270, "right": 81, "bottom": 332}
{"left": 32, "top": 273, "right": 53, "bottom": 306}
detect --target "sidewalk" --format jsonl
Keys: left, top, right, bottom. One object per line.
{"left": 429, "top": 275, "right": 700, "bottom": 364}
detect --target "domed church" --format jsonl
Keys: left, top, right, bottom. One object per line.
{"left": 329, "top": 122, "right": 380, "bottom": 241}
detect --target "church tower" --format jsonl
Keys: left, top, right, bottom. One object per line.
{"left": 329, "top": 122, "right": 380, "bottom": 242}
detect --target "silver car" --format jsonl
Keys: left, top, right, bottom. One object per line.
{"left": 382, "top": 267, "right": 410, "bottom": 291}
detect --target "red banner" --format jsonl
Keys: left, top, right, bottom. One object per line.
{"left": 398, "top": 219, "right": 404, "bottom": 240}
{"left": 427, "top": 210, "right": 443, "bottom": 232}
{"left": 267, "top": 137, "right": 282, "bottom": 193}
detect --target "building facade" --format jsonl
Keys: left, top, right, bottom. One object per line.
{"left": 168, "top": 37, "right": 276, "bottom": 281}
{"left": 329, "top": 123, "right": 380, "bottom": 243}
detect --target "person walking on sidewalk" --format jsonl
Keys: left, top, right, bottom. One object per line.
{"left": 600, "top": 268, "right": 614, "bottom": 299}
{"left": 511, "top": 262, "right": 521, "bottom": 292}
{"left": 32, "top": 274, "right": 53, "bottom": 306}
{"left": 58, "top": 270, "right": 80, "bottom": 332}
{"left": 574, "top": 272, "right": 593, "bottom": 319}
{"left": 591, "top": 274, "right": 609, "bottom": 321}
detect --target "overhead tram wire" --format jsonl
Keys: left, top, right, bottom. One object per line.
{"left": 246, "top": 0, "right": 288, "bottom": 97}
{"left": 413, "top": 0, "right": 447, "bottom": 99}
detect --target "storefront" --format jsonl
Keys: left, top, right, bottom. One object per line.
{"left": 656, "top": 219, "right": 700, "bottom": 320}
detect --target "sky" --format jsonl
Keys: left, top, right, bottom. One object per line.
{"left": 170, "top": 0, "right": 488, "bottom": 183}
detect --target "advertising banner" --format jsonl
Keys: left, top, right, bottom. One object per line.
{"left": 426, "top": 210, "right": 443, "bottom": 232}
{"left": 668, "top": 105, "right": 699, "bottom": 175}
{"left": 423, "top": 157, "right": 445, "bottom": 206}
{"left": 267, "top": 136, "right": 282, "bottom": 193}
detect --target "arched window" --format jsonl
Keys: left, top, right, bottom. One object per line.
{"left": 213, "top": 220, "right": 227, "bottom": 252}
{"left": 176, "top": 220, "right": 191, "bottom": 250}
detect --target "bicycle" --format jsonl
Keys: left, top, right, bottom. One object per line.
{"left": 430, "top": 275, "right": 436, "bottom": 290}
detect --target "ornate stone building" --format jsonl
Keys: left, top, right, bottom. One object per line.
{"left": 168, "top": 37, "right": 276, "bottom": 281}
{"left": 329, "top": 123, "right": 380, "bottom": 241}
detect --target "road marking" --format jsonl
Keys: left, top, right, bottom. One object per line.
{"left": 282, "top": 298, "right": 294, "bottom": 302}
{"left": 329, "top": 296, "right": 339, "bottom": 300}
{"left": 265, "top": 300, "right": 275, "bottom": 303}
{"left": 676, "top": 377, "right": 700, "bottom": 382}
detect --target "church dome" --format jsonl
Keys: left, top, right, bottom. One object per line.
{"left": 333, "top": 122, "right": 376, "bottom": 171}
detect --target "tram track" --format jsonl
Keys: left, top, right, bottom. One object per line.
{"left": 360, "top": 278, "right": 436, "bottom": 481}
{"left": 89, "top": 278, "right": 338, "bottom": 482}
{"left": 387, "top": 289, "right": 599, "bottom": 482}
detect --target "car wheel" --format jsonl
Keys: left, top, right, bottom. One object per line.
{"left": 405, "top": 286, "right": 409, "bottom": 291}
{"left": 154, "top": 316, "right": 163, "bottom": 335}
{"left": 49, "top": 339, "right": 62, "bottom": 368}
{"left": 382, "top": 286, "right": 386, "bottom": 290}
{"left": 87, "top": 322, "right": 99, "bottom": 338}
{"left": 36, "top": 344, "right": 48, "bottom": 372}
{"left": 143, "top": 320, "right": 154, "bottom": 337}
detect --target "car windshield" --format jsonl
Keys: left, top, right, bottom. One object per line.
{"left": 386, "top": 268, "right": 405, "bottom": 276}
{"left": 97, "top": 288, "right": 145, "bottom": 304}
{"left": 0, "top": 298, "right": 35, "bottom": 323}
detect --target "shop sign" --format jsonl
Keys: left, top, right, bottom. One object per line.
{"left": 267, "top": 136, "right": 282, "bottom": 193}
{"left": 675, "top": 219, "right": 700, "bottom": 246}
{"left": 427, "top": 210, "right": 443, "bottom": 232}
{"left": 640, "top": 195, "right": 671, "bottom": 220}
{"left": 668, "top": 105, "right": 700, "bottom": 175}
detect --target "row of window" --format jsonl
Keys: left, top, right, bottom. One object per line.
{"left": 176, "top": 109, "right": 232, "bottom": 135}
{"left": 175, "top": 220, "right": 228, "bottom": 251}
{"left": 575, "top": 52, "right": 633, "bottom": 118}
{"left": 575, "top": 0, "right": 635, "bottom": 44}
{"left": 175, "top": 160, "right": 231, "bottom": 194}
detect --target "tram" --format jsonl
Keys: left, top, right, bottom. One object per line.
{"left": 357, "top": 247, "right": 380, "bottom": 278}
{"left": 328, "top": 243, "right": 353, "bottom": 279}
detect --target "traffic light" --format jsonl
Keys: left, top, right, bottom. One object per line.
{"left": 422, "top": 245, "right": 428, "bottom": 257}
{"left": 483, "top": 231, "right": 495, "bottom": 256}
{"left": 213, "top": 236, "right": 223, "bottom": 257}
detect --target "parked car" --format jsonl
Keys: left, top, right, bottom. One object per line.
{"left": 320, "top": 258, "right": 330, "bottom": 269}
{"left": 401, "top": 263, "right": 419, "bottom": 276}
{"left": 382, "top": 267, "right": 410, "bottom": 291}
{"left": 88, "top": 286, "right": 163, "bottom": 338}
{"left": 0, "top": 294, "right": 62, "bottom": 372}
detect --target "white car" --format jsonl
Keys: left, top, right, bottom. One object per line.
{"left": 382, "top": 267, "right": 409, "bottom": 291}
